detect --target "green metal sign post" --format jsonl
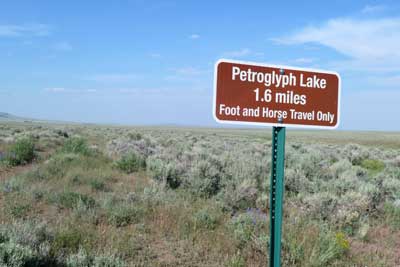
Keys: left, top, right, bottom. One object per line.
{"left": 269, "top": 126, "right": 286, "bottom": 267}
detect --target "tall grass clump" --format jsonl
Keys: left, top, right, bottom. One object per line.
{"left": 62, "top": 137, "right": 91, "bottom": 156}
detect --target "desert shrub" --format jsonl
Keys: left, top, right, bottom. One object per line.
{"left": 343, "top": 144, "right": 369, "bottom": 165}
{"left": 52, "top": 227, "right": 89, "bottom": 256}
{"left": 187, "top": 159, "right": 222, "bottom": 198}
{"left": 48, "top": 191, "right": 96, "bottom": 209}
{"left": 114, "top": 152, "right": 146, "bottom": 174}
{"left": 303, "top": 192, "right": 338, "bottom": 221}
{"left": 127, "top": 131, "right": 142, "bottom": 141}
{"left": 383, "top": 177, "right": 400, "bottom": 199}
{"left": 103, "top": 198, "right": 144, "bottom": 227}
{"left": 229, "top": 210, "right": 267, "bottom": 249}
{"left": 193, "top": 208, "right": 218, "bottom": 230}
{"left": 147, "top": 158, "right": 182, "bottom": 189}
{"left": 361, "top": 159, "right": 385, "bottom": 173}
{"left": 383, "top": 201, "right": 400, "bottom": 230}
{"left": 89, "top": 179, "right": 108, "bottom": 192}
{"left": 3, "top": 138, "right": 35, "bottom": 166}
{"left": 66, "top": 247, "right": 91, "bottom": 267}
{"left": 0, "top": 222, "right": 55, "bottom": 266}
{"left": 284, "top": 168, "right": 310, "bottom": 195}
{"left": 308, "top": 231, "right": 349, "bottom": 267}
{"left": 62, "top": 137, "right": 91, "bottom": 156}
{"left": 329, "top": 159, "right": 352, "bottom": 179}
{"left": 67, "top": 247, "right": 126, "bottom": 267}
{"left": 72, "top": 199, "right": 99, "bottom": 225}
{"left": 283, "top": 221, "right": 349, "bottom": 267}
{"left": 2, "top": 176, "right": 25, "bottom": 193}
{"left": 0, "top": 241, "right": 36, "bottom": 267}
{"left": 218, "top": 179, "right": 259, "bottom": 212}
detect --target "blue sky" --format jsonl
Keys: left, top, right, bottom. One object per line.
{"left": 0, "top": 0, "right": 400, "bottom": 130}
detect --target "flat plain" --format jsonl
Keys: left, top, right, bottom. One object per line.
{"left": 0, "top": 122, "right": 399, "bottom": 266}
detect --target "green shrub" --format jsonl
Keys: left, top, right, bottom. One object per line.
{"left": 115, "top": 153, "right": 146, "bottom": 174}
{"left": 52, "top": 228, "right": 85, "bottom": 255}
{"left": 4, "top": 138, "right": 35, "bottom": 166}
{"left": 89, "top": 179, "right": 108, "bottom": 192}
{"left": 361, "top": 159, "right": 385, "bottom": 173}
{"left": 62, "top": 137, "right": 91, "bottom": 156}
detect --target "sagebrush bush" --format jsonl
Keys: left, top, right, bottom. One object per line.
{"left": 0, "top": 241, "right": 36, "bottom": 267}
{"left": 146, "top": 157, "right": 182, "bottom": 188}
{"left": 67, "top": 247, "right": 126, "bottom": 267}
{"left": 0, "top": 222, "right": 55, "bottom": 266}
{"left": 229, "top": 210, "right": 267, "bottom": 249}
{"left": 187, "top": 159, "right": 222, "bottom": 197}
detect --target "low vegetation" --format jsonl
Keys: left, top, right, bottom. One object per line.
{"left": 0, "top": 123, "right": 399, "bottom": 266}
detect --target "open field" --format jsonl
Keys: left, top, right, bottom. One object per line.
{"left": 0, "top": 122, "right": 400, "bottom": 266}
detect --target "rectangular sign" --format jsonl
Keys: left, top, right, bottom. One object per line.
{"left": 213, "top": 59, "right": 341, "bottom": 129}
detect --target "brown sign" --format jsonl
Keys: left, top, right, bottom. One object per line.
{"left": 213, "top": 59, "right": 341, "bottom": 129}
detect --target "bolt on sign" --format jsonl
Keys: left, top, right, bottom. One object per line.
{"left": 213, "top": 59, "right": 341, "bottom": 129}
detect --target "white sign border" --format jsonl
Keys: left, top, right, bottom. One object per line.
{"left": 213, "top": 58, "right": 341, "bottom": 130}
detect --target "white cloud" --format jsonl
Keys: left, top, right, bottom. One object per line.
{"left": 52, "top": 42, "right": 72, "bottom": 51}
{"left": 361, "top": 4, "right": 386, "bottom": 14}
{"left": 86, "top": 73, "right": 139, "bottom": 83}
{"left": 0, "top": 24, "right": 50, "bottom": 37}
{"left": 189, "top": 34, "right": 200, "bottom": 39}
{"left": 273, "top": 17, "right": 400, "bottom": 71}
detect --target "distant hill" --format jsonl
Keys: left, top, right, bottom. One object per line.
{"left": 0, "top": 112, "right": 79, "bottom": 124}
{"left": 0, "top": 112, "right": 34, "bottom": 122}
